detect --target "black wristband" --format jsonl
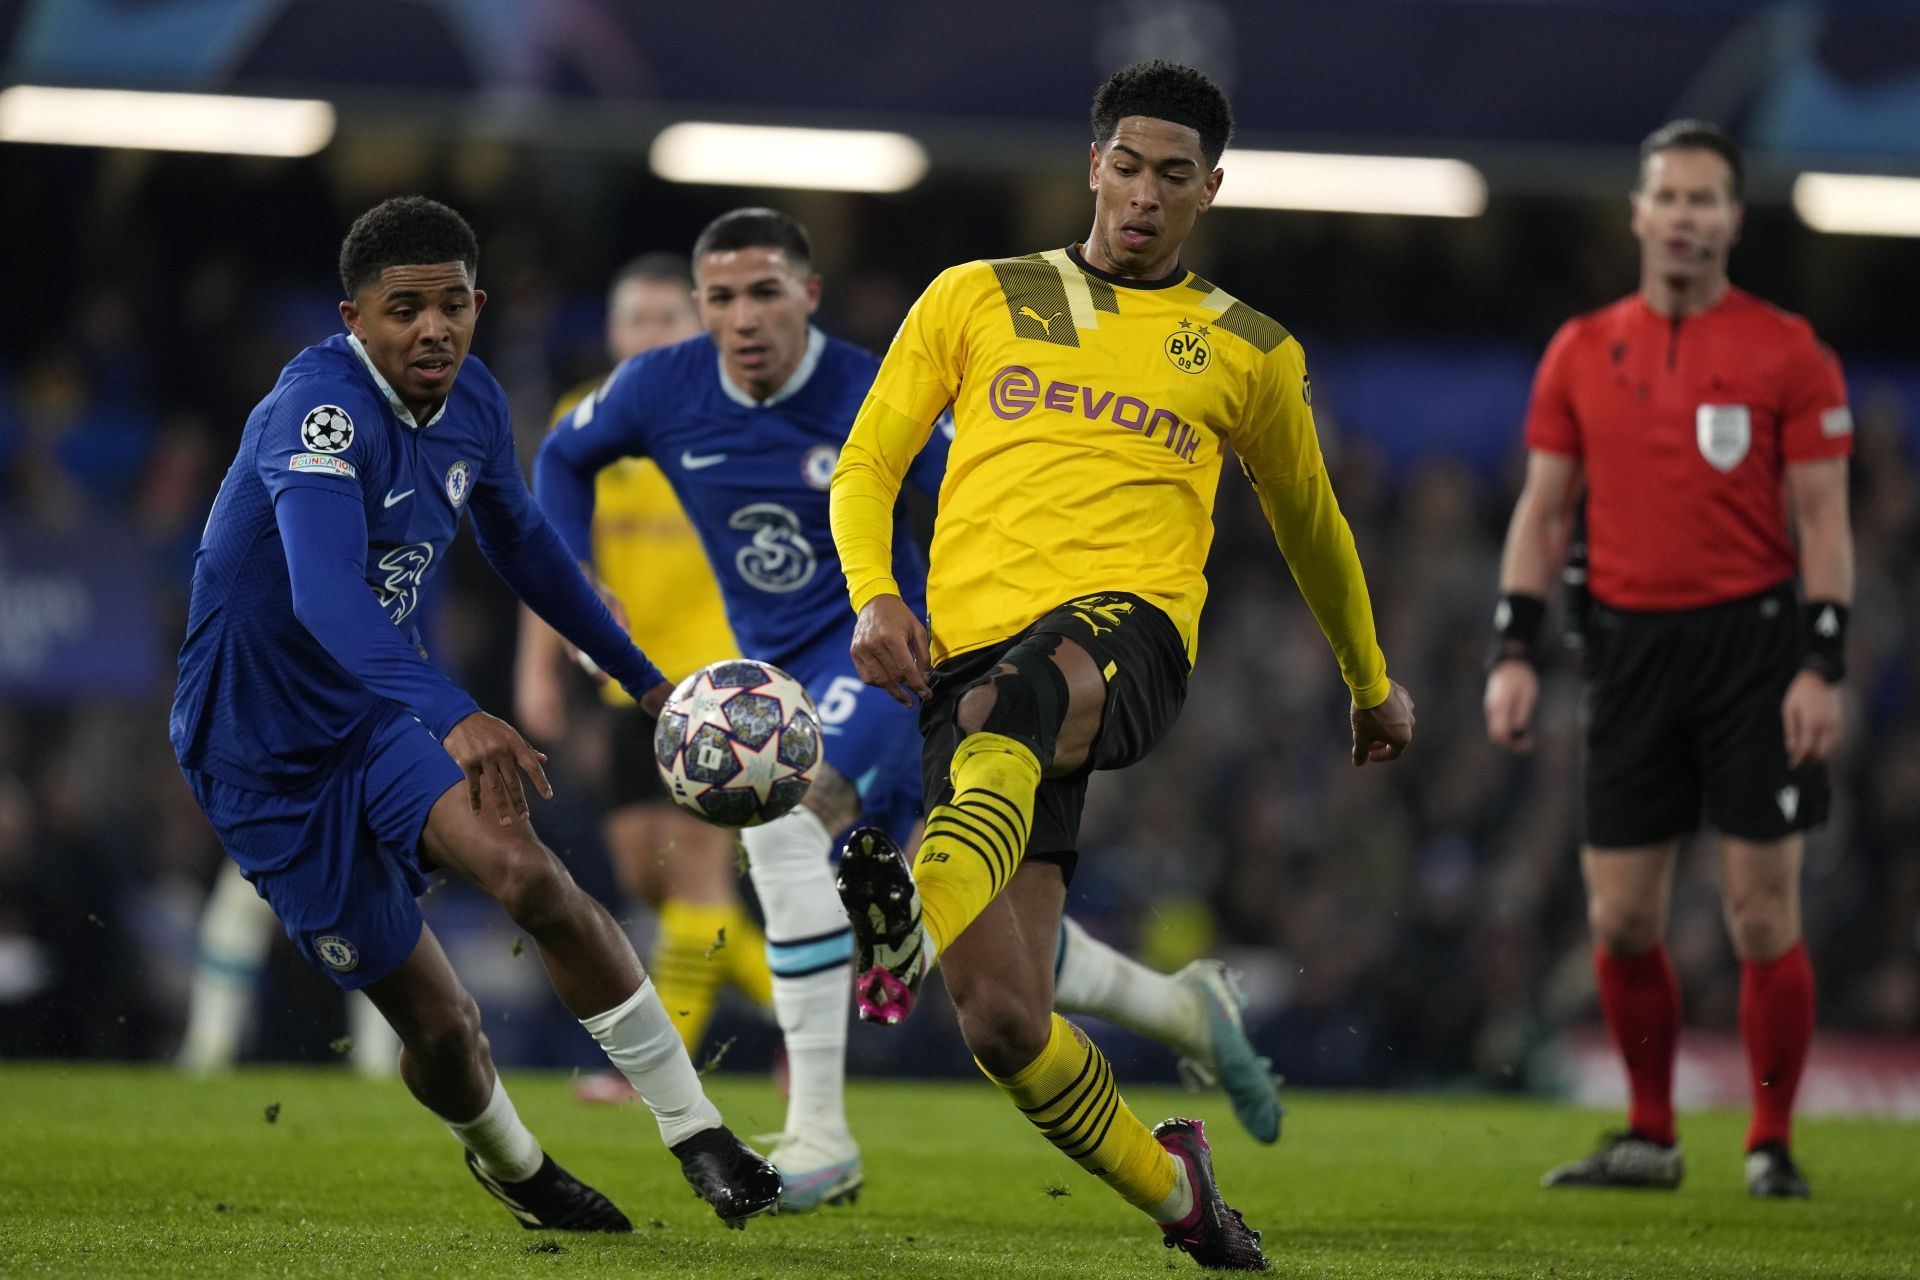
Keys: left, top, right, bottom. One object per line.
{"left": 1801, "top": 600, "right": 1849, "bottom": 683}
{"left": 1487, "top": 593, "right": 1547, "bottom": 670}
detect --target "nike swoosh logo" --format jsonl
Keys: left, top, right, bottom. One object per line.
{"left": 383, "top": 488, "right": 415, "bottom": 508}
{"left": 681, "top": 451, "right": 728, "bottom": 470}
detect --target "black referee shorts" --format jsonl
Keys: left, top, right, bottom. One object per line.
{"left": 919, "top": 591, "right": 1190, "bottom": 886}
{"left": 607, "top": 704, "right": 671, "bottom": 808}
{"left": 1582, "top": 580, "right": 1829, "bottom": 848}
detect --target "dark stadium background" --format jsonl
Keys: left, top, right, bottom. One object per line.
{"left": 1, "top": 0, "right": 1915, "bottom": 1118}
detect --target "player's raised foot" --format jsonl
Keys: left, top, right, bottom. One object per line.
{"left": 766, "top": 1129, "right": 863, "bottom": 1212}
{"left": 1173, "top": 962, "right": 1283, "bottom": 1144}
{"left": 1152, "top": 1117, "right": 1268, "bottom": 1272}
{"left": 1541, "top": 1131, "right": 1684, "bottom": 1189}
{"left": 463, "top": 1150, "right": 633, "bottom": 1232}
{"left": 670, "top": 1124, "right": 783, "bottom": 1228}
{"left": 571, "top": 1069, "right": 639, "bottom": 1105}
{"left": 1745, "top": 1141, "right": 1811, "bottom": 1199}
{"left": 835, "top": 826, "right": 930, "bottom": 1025}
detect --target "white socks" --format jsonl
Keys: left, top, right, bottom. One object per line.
{"left": 1052, "top": 917, "right": 1207, "bottom": 1058}
{"left": 1150, "top": 1157, "right": 1197, "bottom": 1225}
{"left": 443, "top": 1076, "right": 544, "bottom": 1182}
{"left": 178, "top": 862, "right": 277, "bottom": 1073}
{"left": 741, "top": 807, "right": 854, "bottom": 1142}
{"left": 580, "top": 978, "right": 723, "bottom": 1147}
{"left": 347, "top": 992, "right": 400, "bottom": 1078}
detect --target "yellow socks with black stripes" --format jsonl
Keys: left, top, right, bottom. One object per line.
{"left": 649, "top": 899, "right": 767, "bottom": 1050}
{"left": 983, "top": 1014, "right": 1184, "bottom": 1216}
{"left": 914, "top": 732, "right": 1043, "bottom": 951}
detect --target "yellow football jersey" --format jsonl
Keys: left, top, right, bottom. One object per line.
{"left": 831, "top": 246, "right": 1388, "bottom": 706}
{"left": 548, "top": 382, "right": 737, "bottom": 703}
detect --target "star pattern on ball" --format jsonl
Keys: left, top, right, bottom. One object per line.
{"left": 726, "top": 725, "right": 809, "bottom": 807}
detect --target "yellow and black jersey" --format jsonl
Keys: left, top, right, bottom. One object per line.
{"left": 830, "top": 245, "right": 1388, "bottom": 706}
{"left": 548, "top": 381, "right": 737, "bottom": 703}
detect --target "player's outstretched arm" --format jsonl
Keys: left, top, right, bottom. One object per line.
{"left": 1483, "top": 448, "right": 1581, "bottom": 754}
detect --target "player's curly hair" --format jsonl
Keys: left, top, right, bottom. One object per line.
{"left": 338, "top": 196, "right": 480, "bottom": 296}
{"left": 1638, "top": 119, "right": 1744, "bottom": 200}
{"left": 692, "top": 208, "right": 813, "bottom": 270}
{"left": 1091, "top": 61, "right": 1233, "bottom": 167}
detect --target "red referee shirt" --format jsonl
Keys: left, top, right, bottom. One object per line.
{"left": 1525, "top": 287, "right": 1851, "bottom": 611}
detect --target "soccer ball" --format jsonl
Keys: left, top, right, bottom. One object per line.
{"left": 654, "top": 659, "right": 822, "bottom": 828}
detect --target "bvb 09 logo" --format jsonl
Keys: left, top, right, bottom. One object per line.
{"left": 1165, "top": 322, "right": 1211, "bottom": 374}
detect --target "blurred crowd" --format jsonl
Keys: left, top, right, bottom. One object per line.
{"left": 1, "top": 146, "right": 1914, "bottom": 1088}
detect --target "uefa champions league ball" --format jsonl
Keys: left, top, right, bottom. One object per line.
{"left": 654, "top": 659, "right": 822, "bottom": 827}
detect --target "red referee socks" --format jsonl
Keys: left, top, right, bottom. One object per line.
{"left": 1740, "top": 940, "right": 1815, "bottom": 1152}
{"left": 1594, "top": 944, "right": 1681, "bottom": 1147}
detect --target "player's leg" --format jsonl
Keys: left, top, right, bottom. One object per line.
{"left": 1720, "top": 833, "right": 1815, "bottom": 1197}
{"left": 1699, "top": 585, "right": 1822, "bottom": 1197}
{"left": 397, "top": 725, "right": 776, "bottom": 1226}
{"left": 1546, "top": 605, "right": 1694, "bottom": 1190}
{"left": 602, "top": 705, "right": 770, "bottom": 1050}
{"left": 740, "top": 762, "right": 861, "bottom": 1209}
{"left": 1052, "top": 916, "right": 1282, "bottom": 1143}
{"left": 360, "top": 924, "right": 630, "bottom": 1231}
{"left": 838, "top": 629, "right": 1098, "bottom": 1022}
{"left": 346, "top": 991, "right": 401, "bottom": 1077}
{"left": 948, "top": 861, "right": 1263, "bottom": 1270}
{"left": 177, "top": 859, "right": 277, "bottom": 1073}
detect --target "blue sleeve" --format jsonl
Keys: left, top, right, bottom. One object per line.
{"left": 905, "top": 407, "right": 953, "bottom": 499}
{"left": 256, "top": 378, "right": 385, "bottom": 504}
{"left": 275, "top": 486, "right": 480, "bottom": 740}
{"left": 470, "top": 384, "right": 666, "bottom": 702}
{"left": 531, "top": 356, "right": 655, "bottom": 562}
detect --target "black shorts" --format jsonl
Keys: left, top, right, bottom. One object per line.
{"left": 919, "top": 592, "right": 1190, "bottom": 886}
{"left": 1582, "top": 580, "right": 1829, "bottom": 847}
{"left": 607, "top": 705, "right": 670, "bottom": 808}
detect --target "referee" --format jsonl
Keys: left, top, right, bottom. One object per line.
{"left": 1483, "top": 120, "right": 1852, "bottom": 1199}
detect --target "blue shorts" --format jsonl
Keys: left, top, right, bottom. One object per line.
{"left": 182, "top": 702, "right": 464, "bottom": 991}
{"left": 780, "top": 645, "right": 922, "bottom": 845}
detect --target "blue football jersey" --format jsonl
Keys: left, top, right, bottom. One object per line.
{"left": 541, "top": 328, "right": 946, "bottom": 667}
{"left": 171, "top": 333, "right": 527, "bottom": 788}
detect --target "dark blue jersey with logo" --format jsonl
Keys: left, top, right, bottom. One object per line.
{"left": 534, "top": 328, "right": 947, "bottom": 668}
{"left": 173, "top": 333, "right": 655, "bottom": 790}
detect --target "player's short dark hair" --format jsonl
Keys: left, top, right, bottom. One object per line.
{"left": 1091, "top": 60, "right": 1234, "bottom": 168}
{"left": 1637, "top": 119, "right": 1744, "bottom": 200}
{"left": 338, "top": 196, "right": 479, "bottom": 297}
{"left": 610, "top": 252, "right": 693, "bottom": 295}
{"left": 691, "top": 208, "right": 812, "bottom": 270}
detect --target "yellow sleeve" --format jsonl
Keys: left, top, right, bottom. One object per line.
{"left": 830, "top": 266, "right": 968, "bottom": 614}
{"left": 1231, "top": 337, "right": 1391, "bottom": 708}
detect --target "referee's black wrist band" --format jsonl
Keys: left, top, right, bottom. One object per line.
{"left": 1487, "top": 593, "right": 1547, "bottom": 671}
{"left": 1800, "top": 600, "right": 1849, "bottom": 683}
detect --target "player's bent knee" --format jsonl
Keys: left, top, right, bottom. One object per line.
{"left": 955, "top": 988, "right": 1053, "bottom": 1077}
{"left": 402, "top": 992, "right": 485, "bottom": 1067}
{"left": 1589, "top": 901, "right": 1663, "bottom": 956}
{"left": 953, "top": 637, "right": 1073, "bottom": 767}
{"left": 488, "top": 844, "right": 579, "bottom": 935}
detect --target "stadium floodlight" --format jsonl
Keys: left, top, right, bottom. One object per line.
{"left": 1213, "top": 149, "right": 1487, "bottom": 217}
{"left": 0, "top": 85, "right": 334, "bottom": 157}
{"left": 1793, "top": 172, "right": 1920, "bottom": 238}
{"left": 650, "top": 122, "right": 928, "bottom": 193}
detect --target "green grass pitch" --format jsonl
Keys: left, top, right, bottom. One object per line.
{"left": 1, "top": 1064, "right": 1914, "bottom": 1277}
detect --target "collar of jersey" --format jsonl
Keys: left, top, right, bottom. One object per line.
{"left": 1066, "top": 243, "right": 1189, "bottom": 290}
{"left": 345, "top": 333, "right": 449, "bottom": 430}
{"left": 717, "top": 325, "right": 827, "bottom": 409}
